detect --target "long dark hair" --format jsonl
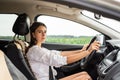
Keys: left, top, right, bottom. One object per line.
{"left": 29, "top": 22, "right": 47, "bottom": 48}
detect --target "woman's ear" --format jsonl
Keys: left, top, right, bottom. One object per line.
{"left": 32, "top": 32, "right": 35, "bottom": 38}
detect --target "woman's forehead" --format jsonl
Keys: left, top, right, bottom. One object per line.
{"left": 36, "top": 26, "right": 47, "bottom": 30}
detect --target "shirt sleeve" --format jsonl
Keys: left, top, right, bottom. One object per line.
{"left": 49, "top": 50, "right": 67, "bottom": 67}
{"left": 27, "top": 46, "right": 67, "bottom": 67}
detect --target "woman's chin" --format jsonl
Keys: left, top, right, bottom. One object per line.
{"left": 41, "top": 40, "right": 45, "bottom": 43}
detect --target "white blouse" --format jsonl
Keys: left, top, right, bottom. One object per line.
{"left": 26, "top": 45, "right": 67, "bottom": 80}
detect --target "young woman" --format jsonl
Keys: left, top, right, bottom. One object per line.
{"left": 26, "top": 22, "right": 100, "bottom": 80}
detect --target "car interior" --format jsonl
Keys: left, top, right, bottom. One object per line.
{"left": 0, "top": 0, "right": 120, "bottom": 80}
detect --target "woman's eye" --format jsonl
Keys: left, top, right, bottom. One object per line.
{"left": 39, "top": 31, "right": 42, "bottom": 33}
{"left": 38, "top": 31, "right": 42, "bottom": 33}
{"left": 44, "top": 31, "right": 47, "bottom": 33}
{"left": 37, "top": 30, "right": 46, "bottom": 33}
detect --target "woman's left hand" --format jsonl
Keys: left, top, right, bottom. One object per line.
{"left": 81, "top": 44, "right": 89, "bottom": 51}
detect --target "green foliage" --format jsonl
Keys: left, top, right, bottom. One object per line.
{"left": 0, "top": 36, "right": 93, "bottom": 45}
{"left": 0, "top": 36, "right": 13, "bottom": 40}
{"left": 0, "top": 36, "right": 24, "bottom": 40}
{"left": 46, "top": 36, "right": 93, "bottom": 45}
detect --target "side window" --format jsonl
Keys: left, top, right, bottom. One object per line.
{"left": 0, "top": 14, "right": 18, "bottom": 40}
{"left": 37, "top": 15, "right": 100, "bottom": 45}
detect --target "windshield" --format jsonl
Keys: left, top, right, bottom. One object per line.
{"left": 82, "top": 10, "right": 120, "bottom": 33}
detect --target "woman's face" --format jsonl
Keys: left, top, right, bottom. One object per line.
{"left": 32, "top": 26, "right": 47, "bottom": 44}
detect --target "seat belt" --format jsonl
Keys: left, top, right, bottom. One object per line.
{"left": 49, "top": 66, "right": 54, "bottom": 80}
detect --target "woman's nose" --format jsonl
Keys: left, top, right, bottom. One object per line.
{"left": 42, "top": 32, "right": 46, "bottom": 36}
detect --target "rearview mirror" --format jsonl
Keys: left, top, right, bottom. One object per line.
{"left": 94, "top": 13, "right": 101, "bottom": 19}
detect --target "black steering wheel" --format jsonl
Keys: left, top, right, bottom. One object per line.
{"left": 80, "top": 36, "right": 97, "bottom": 69}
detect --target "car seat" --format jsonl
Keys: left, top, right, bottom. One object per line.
{"left": 5, "top": 13, "right": 36, "bottom": 80}
{"left": 0, "top": 50, "right": 13, "bottom": 80}
{"left": 0, "top": 50, "right": 28, "bottom": 80}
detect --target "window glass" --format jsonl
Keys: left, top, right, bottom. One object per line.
{"left": 37, "top": 15, "right": 100, "bottom": 45}
{"left": 0, "top": 14, "right": 18, "bottom": 40}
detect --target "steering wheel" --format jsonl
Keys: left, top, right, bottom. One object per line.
{"left": 80, "top": 36, "right": 97, "bottom": 69}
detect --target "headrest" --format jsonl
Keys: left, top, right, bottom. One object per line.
{"left": 12, "top": 13, "right": 30, "bottom": 35}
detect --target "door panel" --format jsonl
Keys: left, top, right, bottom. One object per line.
{"left": 42, "top": 43, "right": 83, "bottom": 51}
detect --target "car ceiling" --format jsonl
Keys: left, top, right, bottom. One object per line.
{"left": 0, "top": 0, "right": 81, "bottom": 19}
{"left": 44, "top": 0, "right": 120, "bottom": 21}
{"left": 0, "top": 0, "right": 120, "bottom": 39}
{"left": 0, "top": 0, "right": 120, "bottom": 20}
{"left": 0, "top": 0, "right": 120, "bottom": 21}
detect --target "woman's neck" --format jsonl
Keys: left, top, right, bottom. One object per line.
{"left": 36, "top": 43, "right": 42, "bottom": 47}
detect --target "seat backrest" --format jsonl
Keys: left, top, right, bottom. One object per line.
{"left": 5, "top": 13, "right": 36, "bottom": 80}
{"left": 0, "top": 50, "right": 29, "bottom": 80}
{"left": 0, "top": 50, "right": 12, "bottom": 80}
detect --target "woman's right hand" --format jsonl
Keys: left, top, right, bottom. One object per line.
{"left": 81, "top": 44, "right": 89, "bottom": 51}
{"left": 87, "top": 41, "right": 100, "bottom": 54}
